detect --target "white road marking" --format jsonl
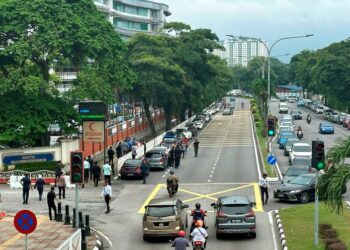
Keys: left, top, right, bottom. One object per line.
{"left": 250, "top": 113, "right": 262, "bottom": 179}
{"left": 91, "top": 227, "right": 113, "bottom": 248}
{"left": 268, "top": 211, "right": 279, "bottom": 250}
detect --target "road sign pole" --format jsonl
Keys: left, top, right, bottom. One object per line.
{"left": 75, "top": 184, "right": 79, "bottom": 228}
{"left": 25, "top": 234, "right": 28, "bottom": 250}
{"left": 314, "top": 169, "right": 319, "bottom": 246}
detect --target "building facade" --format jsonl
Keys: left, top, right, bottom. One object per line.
{"left": 276, "top": 84, "right": 303, "bottom": 98}
{"left": 213, "top": 38, "right": 268, "bottom": 67}
{"left": 93, "top": 0, "right": 171, "bottom": 40}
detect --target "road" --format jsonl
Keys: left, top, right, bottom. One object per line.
{"left": 91, "top": 98, "right": 278, "bottom": 250}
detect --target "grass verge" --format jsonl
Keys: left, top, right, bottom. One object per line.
{"left": 279, "top": 203, "right": 350, "bottom": 250}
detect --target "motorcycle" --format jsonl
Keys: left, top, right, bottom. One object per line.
{"left": 167, "top": 184, "right": 178, "bottom": 198}
{"left": 190, "top": 211, "right": 208, "bottom": 233}
{"left": 192, "top": 240, "right": 205, "bottom": 250}
{"left": 297, "top": 130, "right": 303, "bottom": 140}
{"left": 307, "top": 117, "right": 311, "bottom": 124}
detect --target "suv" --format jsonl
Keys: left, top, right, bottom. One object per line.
{"left": 120, "top": 159, "right": 149, "bottom": 179}
{"left": 279, "top": 103, "right": 288, "bottom": 114}
{"left": 143, "top": 198, "right": 189, "bottom": 241}
{"left": 144, "top": 147, "right": 168, "bottom": 170}
{"left": 211, "top": 196, "right": 256, "bottom": 239}
{"left": 289, "top": 143, "right": 311, "bottom": 164}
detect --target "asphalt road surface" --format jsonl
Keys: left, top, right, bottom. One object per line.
{"left": 91, "top": 98, "right": 279, "bottom": 250}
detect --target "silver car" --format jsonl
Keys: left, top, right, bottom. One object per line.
{"left": 145, "top": 147, "right": 168, "bottom": 170}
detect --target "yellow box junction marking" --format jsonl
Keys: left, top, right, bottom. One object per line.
{"left": 138, "top": 183, "right": 264, "bottom": 213}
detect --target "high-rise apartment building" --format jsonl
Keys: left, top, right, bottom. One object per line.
{"left": 213, "top": 38, "right": 268, "bottom": 67}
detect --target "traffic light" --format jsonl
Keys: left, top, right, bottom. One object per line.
{"left": 312, "top": 141, "right": 325, "bottom": 170}
{"left": 267, "top": 117, "right": 276, "bottom": 136}
{"left": 70, "top": 151, "right": 83, "bottom": 184}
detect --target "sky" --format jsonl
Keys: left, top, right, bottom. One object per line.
{"left": 156, "top": 0, "right": 350, "bottom": 63}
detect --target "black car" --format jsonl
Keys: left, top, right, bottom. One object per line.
{"left": 281, "top": 165, "right": 313, "bottom": 184}
{"left": 120, "top": 159, "right": 149, "bottom": 179}
{"left": 274, "top": 174, "right": 316, "bottom": 203}
{"left": 290, "top": 110, "right": 302, "bottom": 120}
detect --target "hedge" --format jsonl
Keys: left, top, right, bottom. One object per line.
{"left": 12, "top": 161, "right": 59, "bottom": 172}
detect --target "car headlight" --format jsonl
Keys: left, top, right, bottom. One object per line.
{"left": 290, "top": 190, "right": 301, "bottom": 194}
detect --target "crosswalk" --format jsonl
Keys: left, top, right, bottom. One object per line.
{"left": 197, "top": 110, "right": 253, "bottom": 147}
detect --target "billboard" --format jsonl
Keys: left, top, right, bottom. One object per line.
{"left": 83, "top": 121, "right": 104, "bottom": 142}
{"left": 79, "top": 101, "right": 107, "bottom": 121}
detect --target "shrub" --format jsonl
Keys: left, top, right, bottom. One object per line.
{"left": 324, "top": 239, "right": 341, "bottom": 246}
{"left": 323, "top": 229, "right": 338, "bottom": 240}
{"left": 14, "top": 161, "right": 59, "bottom": 172}
{"left": 319, "top": 223, "right": 333, "bottom": 236}
{"left": 251, "top": 107, "right": 257, "bottom": 114}
{"left": 326, "top": 242, "right": 347, "bottom": 250}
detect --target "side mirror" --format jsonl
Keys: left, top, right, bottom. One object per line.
{"left": 182, "top": 204, "right": 189, "bottom": 209}
{"left": 250, "top": 202, "right": 256, "bottom": 207}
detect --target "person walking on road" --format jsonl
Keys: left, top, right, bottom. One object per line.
{"left": 174, "top": 145, "right": 182, "bottom": 168}
{"left": 57, "top": 173, "right": 66, "bottom": 199}
{"left": 171, "top": 230, "right": 189, "bottom": 250}
{"left": 108, "top": 146, "right": 115, "bottom": 164}
{"left": 34, "top": 175, "right": 45, "bottom": 201}
{"left": 116, "top": 142, "right": 122, "bottom": 158}
{"left": 84, "top": 158, "right": 90, "bottom": 183}
{"left": 87, "top": 155, "right": 94, "bottom": 180}
{"left": 92, "top": 162, "right": 101, "bottom": 187}
{"left": 131, "top": 144, "right": 137, "bottom": 159}
{"left": 259, "top": 173, "right": 269, "bottom": 205}
{"left": 101, "top": 181, "right": 112, "bottom": 214}
{"left": 47, "top": 186, "right": 58, "bottom": 220}
{"left": 193, "top": 139, "right": 199, "bottom": 157}
{"left": 102, "top": 161, "right": 112, "bottom": 185}
{"left": 20, "top": 173, "right": 32, "bottom": 205}
{"left": 140, "top": 160, "right": 149, "bottom": 184}
{"left": 168, "top": 145, "right": 175, "bottom": 167}
{"left": 121, "top": 140, "right": 129, "bottom": 155}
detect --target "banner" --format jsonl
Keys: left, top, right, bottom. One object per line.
{"left": 83, "top": 121, "right": 104, "bottom": 142}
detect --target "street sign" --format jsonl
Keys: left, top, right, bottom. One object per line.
{"left": 14, "top": 210, "right": 37, "bottom": 234}
{"left": 267, "top": 155, "right": 277, "bottom": 165}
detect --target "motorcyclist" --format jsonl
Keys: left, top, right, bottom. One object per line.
{"left": 166, "top": 169, "right": 179, "bottom": 198}
{"left": 296, "top": 126, "right": 303, "bottom": 139}
{"left": 307, "top": 114, "right": 311, "bottom": 123}
{"left": 171, "top": 230, "right": 189, "bottom": 249}
{"left": 190, "top": 220, "right": 208, "bottom": 249}
{"left": 190, "top": 203, "right": 207, "bottom": 232}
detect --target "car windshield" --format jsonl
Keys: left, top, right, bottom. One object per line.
{"left": 293, "top": 146, "right": 311, "bottom": 152}
{"left": 322, "top": 123, "right": 333, "bottom": 127}
{"left": 220, "top": 204, "right": 250, "bottom": 215}
{"left": 146, "top": 152, "right": 162, "bottom": 158}
{"left": 292, "top": 158, "right": 311, "bottom": 166}
{"left": 176, "top": 129, "right": 184, "bottom": 133}
{"left": 147, "top": 206, "right": 175, "bottom": 217}
{"left": 286, "top": 139, "right": 299, "bottom": 146}
{"left": 286, "top": 168, "right": 308, "bottom": 176}
{"left": 124, "top": 160, "right": 141, "bottom": 166}
{"left": 163, "top": 137, "right": 176, "bottom": 143}
{"left": 289, "top": 175, "right": 314, "bottom": 185}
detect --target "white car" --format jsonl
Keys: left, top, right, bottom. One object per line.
{"left": 193, "top": 120, "right": 204, "bottom": 130}
{"left": 280, "top": 121, "right": 294, "bottom": 131}
{"left": 279, "top": 103, "right": 288, "bottom": 114}
{"left": 315, "top": 106, "right": 324, "bottom": 114}
{"left": 175, "top": 127, "right": 192, "bottom": 139}
{"left": 289, "top": 143, "right": 312, "bottom": 164}
{"left": 270, "top": 98, "right": 277, "bottom": 102}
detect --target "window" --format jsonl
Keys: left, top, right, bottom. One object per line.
{"left": 113, "top": 18, "right": 149, "bottom": 31}
{"left": 147, "top": 206, "right": 175, "bottom": 217}
{"left": 113, "top": 2, "right": 148, "bottom": 17}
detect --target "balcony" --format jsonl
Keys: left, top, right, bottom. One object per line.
{"left": 57, "top": 71, "right": 77, "bottom": 82}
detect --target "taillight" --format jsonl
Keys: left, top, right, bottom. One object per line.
{"left": 218, "top": 211, "right": 227, "bottom": 218}
{"left": 245, "top": 209, "right": 255, "bottom": 217}
{"left": 160, "top": 158, "right": 164, "bottom": 163}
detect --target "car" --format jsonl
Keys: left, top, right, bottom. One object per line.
{"left": 288, "top": 97, "right": 296, "bottom": 103}
{"left": 223, "top": 108, "right": 232, "bottom": 115}
{"left": 279, "top": 126, "right": 294, "bottom": 134}
{"left": 203, "top": 113, "right": 213, "bottom": 122}
{"left": 211, "top": 195, "right": 256, "bottom": 239}
{"left": 279, "top": 132, "right": 296, "bottom": 149}
{"left": 279, "top": 103, "right": 288, "bottom": 114}
{"left": 329, "top": 111, "right": 339, "bottom": 123}
{"left": 319, "top": 122, "right": 335, "bottom": 134}
{"left": 270, "top": 97, "right": 277, "bottom": 102}
{"left": 291, "top": 157, "right": 312, "bottom": 167}
{"left": 274, "top": 174, "right": 317, "bottom": 203}
{"left": 144, "top": 147, "right": 168, "bottom": 170}
{"left": 193, "top": 120, "right": 204, "bottom": 130}
{"left": 280, "top": 121, "right": 294, "bottom": 131}
{"left": 279, "top": 97, "right": 287, "bottom": 102}
{"left": 336, "top": 113, "right": 346, "bottom": 125}
{"left": 143, "top": 198, "right": 189, "bottom": 241}
{"left": 342, "top": 114, "right": 350, "bottom": 128}
{"left": 323, "top": 109, "right": 334, "bottom": 120}
{"left": 281, "top": 115, "right": 293, "bottom": 124}
{"left": 185, "top": 123, "right": 198, "bottom": 137}
{"left": 281, "top": 165, "right": 313, "bottom": 184}
{"left": 194, "top": 115, "right": 206, "bottom": 124}
{"left": 289, "top": 143, "right": 312, "bottom": 164}
{"left": 175, "top": 127, "right": 192, "bottom": 139}
{"left": 283, "top": 138, "right": 300, "bottom": 156}
{"left": 120, "top": 159, "right": 149, "bottom": 179}
{"left": 297, "top": 100, "right": 305, "bottom": 107}
{"left": 315, "top": 105, "right": 324, "bottom": 114}
{"left": 290, "top": 110, "right": 302, "bottom": 120}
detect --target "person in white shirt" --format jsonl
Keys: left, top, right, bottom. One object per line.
{"left": 131, "top": 145, "right": 137, "bottom": 159}
{"left": 101, "top": 181, "right": 112, "bottom": 213}
{"left": 259, "top": 173, "right": 269, "bottom": 205}
{"left": 83, "top": 159, "right": 90, "bottom": 183}
{"left": 190, "top": 220, "right": 208, "bottom": 247}
{"left": 102, "top": 162, "right": 112, "bottom": 185}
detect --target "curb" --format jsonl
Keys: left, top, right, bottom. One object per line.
{"left": 92, "top": 235, "right": 103, "bottom": 250}
{"left": 274, "top": 210, "right": 288, "bottom": 250}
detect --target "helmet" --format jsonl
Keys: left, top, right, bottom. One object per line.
{"left": 170, "top": 168, "right": 175, "bottom": 174}
{"left": 195, "top": 220, "right": 203, "bottom": 227}
{"left": 177, "top": 230, "right": 186, "bottom": 237}
{"left": 195, "top": 203, "right": 201, "bottom": 209}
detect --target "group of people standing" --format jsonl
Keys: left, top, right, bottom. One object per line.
{"left": 167, "top": 138, "right": 200, "bottom": 168}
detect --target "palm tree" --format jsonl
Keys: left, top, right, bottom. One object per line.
{"left": 318, "top": 136, "right": 350, "bottom": 214}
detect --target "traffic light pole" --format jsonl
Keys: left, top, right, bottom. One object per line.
{"left": 314, "top": 169, "right": 319, "bottom": 246}
{"left": 75, "top": 184, "right": 79, "bottom": 228}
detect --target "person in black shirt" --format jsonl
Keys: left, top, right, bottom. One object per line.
{"left": 87, "top": 155, "right": 94, "bottom": 180}
{"left": 92, "top": 162, "right": 101, "bottom": 187}
{"left": 34, "top": 175, "right": 45, "bottom": 201}
{"left": 47, "top": 187, "right": 58, "bottom": 220}
{"left": 116, "top": 142, "right": 122, "bottom": 159}
{"left": 20, "top": 174, "right": 31, "bottom": 204}
{"left": 107, "top": 146, "right": 115, "bottom": 164}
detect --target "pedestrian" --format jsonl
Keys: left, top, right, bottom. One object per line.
{"left": 140, "top": 160, "right": 149, "bottom": 184}
{"left": 259, "top": 173, "right": 269, "bottom": 205}
{"left": 102, "top": 161, "right": 112, "bottom": 185}
{"left": 101, "top": 180, "right": 112, "bottom": 214}
{"left": 116, "top": 142, "right": 122, "bottom": 158}
{"left": 174, "top": 145, "right": 182, "bottom": 168}
{"left": 20, "top": 173, "right": 32, "bottom": 205}
{"left": 57, "top": 173, "right": 66, "bottom": 199}
{"left": 131, "top": 144, "right": 137, "bottom": 159}
{"left": 121, "top": 140, "right": 129, "bottom": 155}
{"left": 84, "top": 158, "right": 90, "bottom": 183}
{"left": 54, "top": 163, "right": 62, "bottom": 186}
{"left": 92, "top": 162, "right": 101, "bottom": 187}
{"left": 87, "top": 155, "right": 94, "bottom": 180}
{"left": 194, "top": 139, "right": 199, "bottom": 157}
{"left": 47, "top": 186, "right": 58, "bottom": 220}
{"left": 34, "top": 175, "right": 45, "bottom": 201}
{"left": 108, "top": 146, "right": 115, "bottom": 164}
{"left": 171, "top": 230, "right": 189, "bottom": 250}
{"left": 168, "top": 145, "right": 175, "bottom": 167}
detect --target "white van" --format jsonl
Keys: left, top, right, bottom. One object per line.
{"left": 279, "top": 103, "right": 288, "bottom": 114}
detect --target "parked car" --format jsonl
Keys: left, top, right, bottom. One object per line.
{"left": 175, "top": 127, "right": 192, "bottom": 139}
{"left": 336, "top": 113, "right": 346, "bottom": 125}
{"left": 279, "top": 126, "right": 294, "bottom": 134}
{"left": 314, "top": 105, "right": 324, "bottom": 114}
{"left": 143, "top": 198, "right": 189, "bottom": 241}
{"left": 281, "top": 165, "right": 313, "bottom": 184}
{"left": 144, "top": 147, "right": 168, "bottom": 170}
{"left": 290, "top": 110, "right": 302, "bottom": 120}
{"left": 279, "top": 132, "right": 296, "bottom": 149}
{"left": 193, "top": 120, "right": 204, "bottom": 130}
{"left": 283, "top": 138, "right": 300, "bottom": 156}
{"left": 319, "top": 122, "right": 335, "bottom": 134}
{"left": 297, "top": 100, "right": 305, "bottom": 107}
{"left": 342, "top": 114, "right": 350, "bottom": 128}
{"left": 274, "top": 174, "right": 317, "bottom": 203}
{"left": 211, "top": 196, "right": 256, "bottom": 239}
{"left": 203, "top": 112, "right": 213, "bottom": 122}
{"left": 323, "top": 109, "right": 334, "bottom": 120}
{"left": 329, "top": 111, "right": 339, "bottom": 123}
{"left": 289, "top": 143, "right": 312, "bottom": 164}
{"left": 291, "top": 157, "right": 312, "bottom": 168}
{"left": 223, "top": 108, "right": 232, "bottom": 115}
{"left": 288, "top": 97, "right": 296, "bottom": 103}
{"left": 120, "top": 159, "right": 149, "bottom": 179}
{"left": 281, "top": 115, "right": 293, "bottom": 124}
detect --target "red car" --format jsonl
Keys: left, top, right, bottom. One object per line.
{"left": 343, "top": 115, "right": 350, "bottom": 128}
{"left": 120, "top": 159, "right": 149, "bottom": 179}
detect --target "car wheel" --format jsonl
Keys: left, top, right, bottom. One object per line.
{"left": 216, "top": 231, "right": 221, "bottom": 239}
{"left": 299, "top": 192, "right": 310, "bottom": 203}
{"left": 120, "top": 175, "right": 125, "bottom": 180}
{"left": 143, "top": 235, "right": 149, "bottom": 242}
{"left": 250, "top": 232, "right": 256, "bottom": 238}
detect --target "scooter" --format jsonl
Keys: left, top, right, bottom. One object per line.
{"left": 192, "top": 240, "right": 206, "bottom": 250}
{"left": 167, "top": 184, "right": 178, "bottom": 198}
{"left": 297, "top": 130, "right": 303, "bottom": 140}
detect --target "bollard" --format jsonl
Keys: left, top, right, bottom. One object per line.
{"left": 56, "top": 202, "right": 63, "bottom": 222}
{"left": 79, "top": 211, "right": 84, "bottom": 229}
{"left": 72, "top": 208, "right": 76, "bottom": 228}
{"left": 85, "top": 215, "right": 91, "bottom": 236}
{"left": 64, "top": 205, "right": 70, "bottom": 225}
{"left": 81, "top": 228, "right": 87, "bottom": 250}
